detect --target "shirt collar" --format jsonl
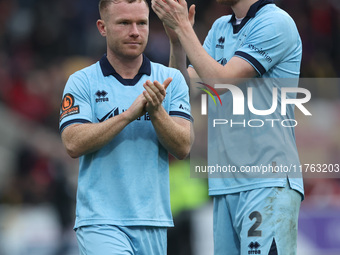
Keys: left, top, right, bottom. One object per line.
{"left": 99, "top": 54, "right": 151, "bottom": 77}
{"left": 229, "top": 0, "right": 274, "bottom": 24}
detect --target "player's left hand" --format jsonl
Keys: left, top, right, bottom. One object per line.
{"left": 152, "top": 0, "right": 195, "bottom": 32}
{"left": 143, "top": 77, "right": 172, "bottom": 115}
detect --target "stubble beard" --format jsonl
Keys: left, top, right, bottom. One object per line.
{"left": 109, "top": 40, "right": 148, "bottom": 60}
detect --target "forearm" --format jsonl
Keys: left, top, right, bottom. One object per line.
{"left": 175, "top": 22, "right": 227, "bottom": 81}
{"left": 169, "top": 42, "right": 191, "bottom": 85}
{"left": 152, "top": 0, "right": 256, "bottom": 87}
{"left": 175, "top": 22, "right": 257, "bottom": 85}
{"left": 61, "top": 112, "right": 131, "bottom": 158}
{"left": 150, "top": 107, "right": 192, "bottom": 160}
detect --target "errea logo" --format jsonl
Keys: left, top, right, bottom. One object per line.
{"left": 248, "top": 241, "right": 261, "bottom": 254}
{"left": 216, "top": 36, "right": 225, "bottom": 49}
{"left": 95, "top": 90, "right": 109, "bottom": 103}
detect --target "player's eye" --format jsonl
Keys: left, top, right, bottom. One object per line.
{"left": 138, "top": 21, "right": 148, "bottom": 26}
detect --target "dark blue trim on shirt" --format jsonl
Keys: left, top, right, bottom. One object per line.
{"left": 169, "top": 111, "right": 194, "bottom": 122}
{"left": 228, "top": 0, "right": 274, "bottom": 34}
{"left": 235, "top": 51, "right": 266, "bottom": 76}
{"left": 59, "top": 119, "right": 91, "bottom": 134}
{"left": 99, "top": 54, "right": 151, "bottom": 86}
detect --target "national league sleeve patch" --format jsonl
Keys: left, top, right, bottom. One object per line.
{"left": 59, "top": 93, "right": 80, "bottom": 122}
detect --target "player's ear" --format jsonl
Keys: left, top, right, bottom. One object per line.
{"left": 97, "top": 19, "right": 107, "bottom": 37}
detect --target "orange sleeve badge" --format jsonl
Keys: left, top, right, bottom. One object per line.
{"left": 59, "top": 93, "right": 80, "bottom": 121}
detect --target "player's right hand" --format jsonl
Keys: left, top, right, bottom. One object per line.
{"left": 125, "top": 94, "right": 147, "bottom": 122}
{"left": 143, "top": 78, "right": 172, "bottom": 116}
{"left": 152, "top": 0, "right": 195, "bottom": 36}
{"left": 162, "top": 3, "right": 195, "bottom": 44}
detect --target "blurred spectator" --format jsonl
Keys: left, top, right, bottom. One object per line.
{"left": 0, "top": 0, "right": 339, "bottom": 127}
{"left": 0, "top": 145, "right": 75, "bottom": 255}
{"left": 0, "top": 1, "right": 340, "bottom": 254}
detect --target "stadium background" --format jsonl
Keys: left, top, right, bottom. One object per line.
{"left": 0, "top": 0, "right": 339, "bottom": 254}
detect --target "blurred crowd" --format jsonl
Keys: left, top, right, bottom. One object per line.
{"left": 0, "top": 0, "right": 339, "bottom": 254}
{"left": 0, "top": 0, "right": 339, "bottom": 128}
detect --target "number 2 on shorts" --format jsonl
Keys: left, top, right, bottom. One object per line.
{"left": 248, "top": 211, "right": 262, "bottom": 237}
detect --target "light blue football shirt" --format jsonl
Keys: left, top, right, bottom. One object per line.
{"left": 59, "top": 54, "right": 192, "bottom": 229}
{"left": 200, "top": 0, "right": 304, "bottom": 197}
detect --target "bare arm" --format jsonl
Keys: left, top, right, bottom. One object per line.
{"left": 61, "top": 94, "right": 147, "bottom": 158}
{"left": 149, "top": 109, "right": 193, "bottom": 160}
{"left": 169, "top": 40, "right": 190, "bottom": 84}
{"left": 152, "top": 0, "right": 257, "bottom": 84}
{"left": 143, "top": 79, "right": 193, "bottom": 159}
{"left": 163, "top": 4, "right": 196, "bottom": 85}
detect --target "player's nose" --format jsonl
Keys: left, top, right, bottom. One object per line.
{"left": 129, "top": 23, "right": 140, "bottom": 38}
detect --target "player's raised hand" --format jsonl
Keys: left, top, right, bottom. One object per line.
{"left": 143, "top": 77, "right": 172, "bottom": 115}
{"left": 152, "top": 0, "right": 195, "bottom": 32}
{"left": 161, "top": 3, "right": 195, "bottom": 44}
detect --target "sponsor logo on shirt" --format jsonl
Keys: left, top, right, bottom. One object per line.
{"left": 248, "top": 44, "right": 272, "bottom": 63}
{"left": 217, "top": 57, "right": 228, "bottom": 66}
{"left": 179, "top": 104, "right": 190, "bottom": 112}
{"left": 97, "top": 107, "right": 119, "bottom": 122}
{"left": 98, "top": 107, "right": 150, "bottom": 122}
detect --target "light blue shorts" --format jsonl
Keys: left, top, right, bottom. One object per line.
{"left": 76, "top": 225, "right": 167, "bottom": 255}
{"left": 213, "top": 182, "right": 302, "bottom": 255}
